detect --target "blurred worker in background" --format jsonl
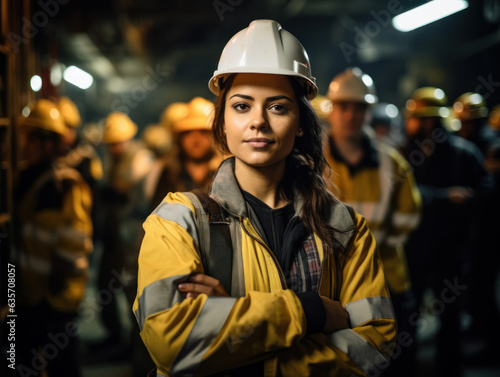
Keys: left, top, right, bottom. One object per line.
{"left": 14, "top": 98, "right": 93, "bottom": 377}
{"left": 159, "top": 101, "right": 189, "bottom": 140}
{"left": 489, "top": 104, "right": 500, "bottom": 137}
{"left": 151, "top": 97, "right": 222, "bottom": 207}
{"left": 324, "top": 67, "right": 421, "bottom": 377}
{"left": 453, "top": 93, "right": 500, "bottom": 360}
{"left": 141, "top": 123, "right": 174, "bottom": 207}
{"left": 453, "top": 92, "right": 496, "bottom": 155}
{"left": 309, "top": 94, "right": 332, "bottom": 131}
{"left": 56, "top": 96, "right": 103, "bottom": 244}
{"left": 148, "top": 101, "right": 189, "bottom": 209}
{"left": 402, "top": 87, "right": 492, "bottom": 376}
{"left": 57, "top": 96, "right": 103, "bottom": 193}
{"left": 369, "top": 102, "right": 405, "bottom": 149}
{"left": 95, "top": 112, "right": 154, "bottom": 353}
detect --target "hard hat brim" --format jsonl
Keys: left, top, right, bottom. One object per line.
{"left": 209, "top": 70, "right": 318, "bottom": 100}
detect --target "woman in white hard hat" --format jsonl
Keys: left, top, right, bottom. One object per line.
{"left": 134, "top": 20, "right": 396, "bottom": 377}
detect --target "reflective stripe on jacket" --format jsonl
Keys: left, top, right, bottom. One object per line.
{"left": 16, "top": 164, "right": 93, "bottom": 312}
{"left": 133, "top": 157, "right": 396, "bottom": 376}
{"left": 325, "top": 136, "right": 421, "bottom": 294}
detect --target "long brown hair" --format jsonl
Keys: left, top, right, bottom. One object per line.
{"left": 212, "top": 74, "right": 347, "bottom": 290}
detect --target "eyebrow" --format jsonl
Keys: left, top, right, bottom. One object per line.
{"left": 229, "top": 94, "right": 294, "bottom": 103}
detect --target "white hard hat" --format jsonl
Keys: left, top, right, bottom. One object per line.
{"left": 327, "top": 67, "right": 378, "bottom": 104}
{"left": 209, "top": 19, "right": 318, "bottom": 99}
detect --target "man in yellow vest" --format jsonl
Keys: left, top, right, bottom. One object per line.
{"left": 323, "top": 68, "right": 421, "bottom": 377}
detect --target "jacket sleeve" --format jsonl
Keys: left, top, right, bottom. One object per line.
{"left": 275, "top": 211, "right": 397, "bottom": 377}
{"left": 133, "top": 192, "right": 309, "bottom": 376}
{"left": 380, "top": 150, "right": 422, "bottom": 293}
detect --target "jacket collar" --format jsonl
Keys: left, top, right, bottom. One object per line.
{"left": 209, "top": 157, "right": 248, "bottom": 218}
{"left": 210, "top": 157, "right": 356, "bottom": 243}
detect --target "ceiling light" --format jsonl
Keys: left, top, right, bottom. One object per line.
{"left": 63, "top": 65, "right": 94, "bottom": 89}
{"left": 392, "top": 0, "right": 469, "bottom": 32}
{"left": 30, "top": 75, "right": 42, "bottom": 92}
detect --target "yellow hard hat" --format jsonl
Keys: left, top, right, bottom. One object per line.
{"left": 160, "top": 102, "right": 189, "bottom": 133}
{"left": 453, "top": 92, "right": 489, "bottom": 121}
{"left": 57, "top": 96, "right": 82, "bottom": 128}
{"left": 406, "top": 87, "right": 450, "bottom": 118}
{"left": 309, "top": 95, "right": 332, "bottom": 119}
{"left": 173, "top": 97, "right": 214, "bottom": 134}
{"left": 142, "top": 124, "right": 173, "bottom": 155}
{"left": 102, "top": 112, "right": 138, "bottom": 144}
{"left": 21, "top": 98, "right": 67, "bottom": 136}
{"left": 489, "top": 105, "right": 500, "bottom": 130}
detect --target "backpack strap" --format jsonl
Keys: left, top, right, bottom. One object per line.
{"left": 185, "top": 190, "right": 233, "bottom": 295}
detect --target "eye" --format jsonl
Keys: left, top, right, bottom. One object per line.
{"left": 269, "top": 103, "right": 289, "bottom": 114}
{"left": 232, "top": 103, "right": 249, "bottom": 112}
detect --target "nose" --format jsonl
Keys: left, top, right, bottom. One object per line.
{"left": 343, "top": 107, "right": 355, "bottom": 123}
{"left": 249, "top": 107, "right": 269, "bottom": 131}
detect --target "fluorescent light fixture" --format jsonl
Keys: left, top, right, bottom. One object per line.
{"left": 63, "top": 65, "right": 94, "bottom": 89}
{"left": 392, "top": 0, "right": 469, "bottom": 32}
{"left": 30, "top": 75, "right": 42, "bottom": 92}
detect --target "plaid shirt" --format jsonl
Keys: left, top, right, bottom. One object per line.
{"left": 286, "top": 235, "right": 322, "bottom": 294}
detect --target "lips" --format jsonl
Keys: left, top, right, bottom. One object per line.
{"left": 244, "top": 138, "right": 275, "bottom": 148}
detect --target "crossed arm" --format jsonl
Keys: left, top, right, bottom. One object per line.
{"left": 178, "top": 273, "right": 350, "bottom": 333}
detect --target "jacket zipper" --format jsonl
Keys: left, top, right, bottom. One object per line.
{"left": 240, "top": 217, "right": 288, "bottom": 290}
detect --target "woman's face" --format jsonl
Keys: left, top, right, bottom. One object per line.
{"left": 224, "top": 73, "right": 301, "bottom": 168}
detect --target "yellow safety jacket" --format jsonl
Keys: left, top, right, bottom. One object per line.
{"left": 134, "top": 157, "right": 396, "bottom": 377}
{"left": 15, "top": 163, "right": 93, "bottom": 313}
{"left": 325, "top": 134, "right": 421, "bottom": 294}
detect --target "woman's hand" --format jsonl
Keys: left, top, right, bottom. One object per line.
{"left": 177, "top": 274, "right": 230, "bottom": 298}
{"left": 320, "top": 296, "right": 350, "bottom": 333}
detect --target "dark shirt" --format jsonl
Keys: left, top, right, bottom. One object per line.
{"left": 15, "top": 160, "right": 63, "bottom": 211}
{"left": 242, "top": 190, "right": 295, "bottom": 257}
{"left": 242, "top": 191, "right": 325, "bottom": 334}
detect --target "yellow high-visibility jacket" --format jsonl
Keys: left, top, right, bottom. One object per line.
{"left": 325, "top": 134, "right": 422, "bottom": 294}
{"left": 15, "top": 163, "right": 93, "bottom": 313}
{"left": 134, "top": 157, "right": 396, "bottom": 377}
